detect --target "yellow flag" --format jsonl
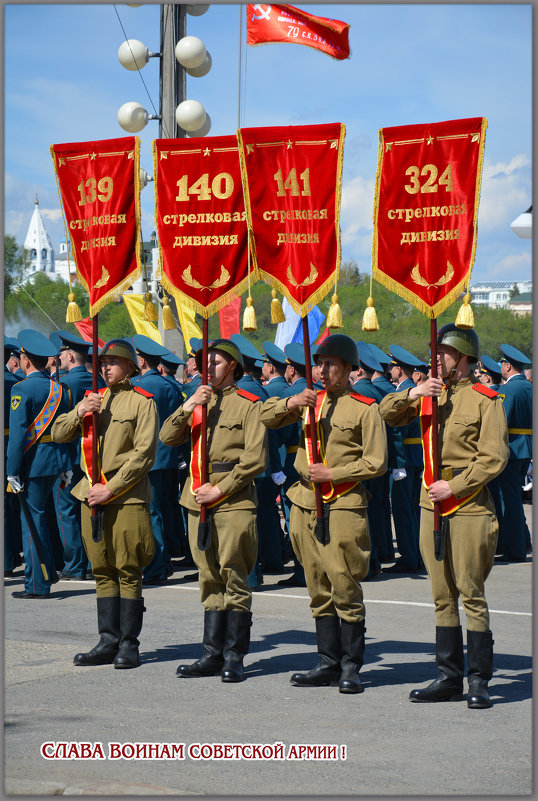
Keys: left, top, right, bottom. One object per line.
{"left": 123, "top": 294, "right": 162, "bottom": 344}
{"left": 176, "top": 302, "right": 202, "bottom": 345}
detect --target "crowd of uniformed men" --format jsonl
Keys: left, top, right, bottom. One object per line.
{"left": 4, "top": 322, "right": 532, "bottom": 705}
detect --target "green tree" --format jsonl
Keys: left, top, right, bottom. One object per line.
{"left": 509, "top": 283, "right": 520, "bottom": 299}
{"left": 4, "top": 235, "right": 31, "bottom": 293}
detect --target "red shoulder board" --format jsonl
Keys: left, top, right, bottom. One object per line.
{"left": 84, "top": 387, "right": 107, "bottom": 396}
{"left": 133, "top": 386, "right": 154, "bottom": 399}
{"left": 236, "top": 388, "right": 260, "bottom": 403}
{"left": 350, "top": 391, "right": 376, "bottom": 406}
{"left": 473, "top": 383, "right": 498, "bottom": 399}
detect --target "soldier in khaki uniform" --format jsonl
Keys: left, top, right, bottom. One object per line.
{"left": 51, "top": 339, "right": 158, "bottom": 669}
{"left": 260, "top": 335, "right": 387, "bottom": 694}
{"left": 379, "top": 324, "right": 509, "bottom": 709}
{"left": 160, "top": 339, "right": 268, "bottom": 683}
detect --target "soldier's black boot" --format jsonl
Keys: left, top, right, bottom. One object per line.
{"left": 114, "top": 597, "right": 144, "bottom": 669}
{"left": 290, "top": 616, "right": 341, "bottom": 687}
{"left": 74, "top": 596, "right": 120, "bottom": 666}
{"left": 339, "top": 620, "right": 365, "bottom": 694}
{"left": 409, "top": 625, "right": 464, "bottom": 702}
{"left": 221, "top": 611, "right": 252, "bottom": 683}
{"left": 466, "top": 629, "right": 494, "bottom": 709}
{"left": 177, "top": 610, "right": 227, "bottom": 677}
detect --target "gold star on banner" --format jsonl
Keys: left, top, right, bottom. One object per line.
{"left": 90, "top": 153, "right": 96, "bottom": 160}
{"left": 203, "top": 147, "right": 211, "bottom": 156}
{"left": 329, "top": 140, "right": 338, "bottom": 149}
{"left": 160, "top": 152, "right": 168, "bottom": 160}
{"left": 385, "top": 143, "right": 392, "bottom": 152}
{"left": 426, "top": 136, "right": 434, "bottom": 145}
{"left": 246, "top": 144, "right": 254, "bottom": 155}
{"left": 286, "top": 140, "right": 293, "bottom": 149}
{"left": 59, "top": 158, "right": 65, "bottom": 166}
{"left": 471, "top": 134, "right": 480, "bottom": 143}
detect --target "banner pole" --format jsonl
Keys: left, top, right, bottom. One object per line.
{"left": 90, "top": 315, "right": 101, "bottom": 542}
{"left": 430, "top": 317, "right": 444, "bottom": 560}
{"left": 197, "top": 317, "right": 212, "bottom": 550}
{"left": 301, "top": 316, "right": 324, "bottom": 525}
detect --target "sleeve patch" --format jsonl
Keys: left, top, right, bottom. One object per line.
{"left": 472, "top": 383, "right": 498, "bottom": 399}
{"left": 350, "top": 391, "right": 376, "bottom": 406}
{"left": 134, "top": 386, "right": 154, "bottom": 399}
{"left": 237, "top": 388, "right": 260, "bottom": 403}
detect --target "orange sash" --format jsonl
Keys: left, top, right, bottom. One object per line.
{"left": 24, "top": 379, "right": 62, "bottom": 452}
{"left": 81, "top": 388, "right": 108, "bottom": 487}
{"left": 419, "top": 394, "right": 479, "bottom": 515}
{"left": 303, "top": 390, "right": 360, "bottom": 502}
{"left": 190, "top": 403, "right": 233, "bottom": 509}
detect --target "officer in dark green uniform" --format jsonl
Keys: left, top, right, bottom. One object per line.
{"left": 380, "top": 324, "right": 509, "bottom": 709}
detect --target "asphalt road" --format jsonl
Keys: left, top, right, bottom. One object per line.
{"left": 4, "top": 506, "right": 533, "bottom": 797}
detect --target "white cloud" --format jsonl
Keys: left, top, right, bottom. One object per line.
{"left": 478, "top": 154, "right": 531, "bottom": 232}
{"left": 482, "top": 250, "right": 532, "bottom": 280}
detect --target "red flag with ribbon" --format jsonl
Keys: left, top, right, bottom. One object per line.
{"left": 153, "top": 135, "right": 249, "bottom": 319}
{"left": 50, "top": 136, "right": 142, "bottom": 317}
{"left": 246, "top": 4, "right": 350, "bottom": 60}
{"left": 237, "top": 122, "right": 345, "bottom": 315}
{"left": 372, "top": 117, "right": 487, "bottom": 318}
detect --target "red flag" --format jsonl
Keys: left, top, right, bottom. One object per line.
{"left": 246, "top": 4, "right": 350, "bottom": 60}
{"left": 372, "top": 117, "right": 487, "bottom": 318}
{"left": 74, "top": 318, "right": 105, "bottom": 348}
{"left": 218, "top": 297, "right": 241, "bottom": 339}
{"left": 315, "top": 327, "right": 329, "bottom": 345}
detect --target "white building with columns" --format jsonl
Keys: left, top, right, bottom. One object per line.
{"left": 23, "top": 196, "right": 55, "bottom": 279}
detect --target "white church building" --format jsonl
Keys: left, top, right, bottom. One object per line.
{"left": 22, "top": 196, "right": 75, "bottom": 284}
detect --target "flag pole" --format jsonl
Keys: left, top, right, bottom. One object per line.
{"left": 90, "top": 314, "right": 102, "bottom": 543}
{"left": 197, "top": 317, "right": 211, "bottom": 549}
{"left": 301, "top": 316, "right": 327, "bottom": 542}
{"left": 430, "top": 317, "right": 444, "bottom": 560}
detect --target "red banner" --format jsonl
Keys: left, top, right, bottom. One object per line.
{"left": 218, "top": 297, "right": 241, "bottom": 339}
{"left": 246, "top": 4, "right": 350, "bottom": 60}
{"left": 371, "top": 117, "right": 487, "bottom": 318}
{"left": 153, "top": 136, "right": 249, "bottom": 319}
{"left": 74, "top": 318, "right": 105, "bottom": 348}
{"left": 50, "top": 137, "right": 142, "bottom": 316}
{"left": 237, "top": 123, "right": 345, "bottom": 316}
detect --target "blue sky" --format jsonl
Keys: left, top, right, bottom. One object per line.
{"left": 4, "top": 2, "right": 532, "bottom": 284}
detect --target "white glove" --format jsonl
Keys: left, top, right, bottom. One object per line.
{"left": 271, "top": 471, "right": 286, "bottom": 486}
{"left": 178, "top": 459, "right": 188, "bottom": 471}
{"left": 7, "top": 475, "right": 23, "bottom": 493}
{"left": 392, "top": 468, "right": 407, "bottom": 481}
{"left": 60, "top": 470, "right": 73, "bottom": 487}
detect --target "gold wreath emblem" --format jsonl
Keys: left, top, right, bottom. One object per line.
{"left": 411, "top": 261, "right": 454, "bottom": 289}
{"left": 182, "top": 264, "right": 230, "bottom": 291}
{"left": 286, "top": 262, "right": 318, "bottom": 288}
{"left": 93, "top": 265, "right": 110, "bottom": 289}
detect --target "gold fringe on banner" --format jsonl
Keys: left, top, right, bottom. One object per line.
{"left": 270, "top": 289, "right": 286, "bottom": 324}
{"left": 144, "top": 290, "right": 158, "bottom": 322}
{"left": 454, "top": 291, "right": 475, "bottom": 329}
{"left": 327, "top": 293, "right": 343, "bottom": 329}
{"left": 66, "top": 292, "right": 82, "bottom": 323}
{"left": 162, "top": 295, "right": 176, "bottom": 330}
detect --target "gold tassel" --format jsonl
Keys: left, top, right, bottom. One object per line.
{"left": 327, "top": 293, "right": 343, "bottom": 329}
{"left": 144, "top": 290, "right": 158, "bottom": 322}
{"left": 162, "top": 295, "right": 176, "bottom": 330}
{"left": 455, "top": 292, "right": 474, "bottom": 329}
{"left": 66, "top": 292, "right": 82, "bottom": 323}
{"left": 362, "top": 296, "right": 379, "bottom": 331}
{"left": 270, "top": 289, "right": 286, "bottom": 324}
{"left": 243, "top": 296, "right": 257, "bottom": 332}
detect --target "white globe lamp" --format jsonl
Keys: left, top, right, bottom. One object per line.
{"left": 117, "top": 101, "right": 149, "bottom": 133}
{"left": 186, "top": 51, "right": 212, "bottom": 78}
{"left": 186, "top": 4, "right": 210, "bottom": 16}
{"left": 187, "top": 113, "right": 212, "bottom": 137}
{"left": 118, "top": 39, "right": 149, "bottom": 71}
{"left": 176, "top": 99, "right": 207, "bottom": 132}
{"left": 175, "top": 36, "right": 206, "bottom": 69}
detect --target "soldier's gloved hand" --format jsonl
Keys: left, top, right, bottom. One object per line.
{"left": 392, "top": 468, "right": 407, "bottom": 481}
{"left": 271, "top": 471, "right": 286, "bottom": 486}
{"left": 7, "top": 475, "right": 23, "bottom": 493}
{"left": 60, "top": 470, "right": 73, "bottom": 488}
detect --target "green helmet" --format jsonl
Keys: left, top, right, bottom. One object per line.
{"left": 436, "top": 324, "right": 479, "bottom": 363}
{"left": 195, "top": 338, "right": 244, "bottom": 380}
{"left": 313, "top": 334, "right": 359, "bottom": 370}
{"left": 99, "top": 338, "right": 140, "bottom": 374}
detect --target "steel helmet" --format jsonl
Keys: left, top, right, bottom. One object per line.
{"left": 99, "top": 338, "right": 140, "bottom": 374}
{"left": 436, "top": 324, "right": 479, "bottom": 363}
{"left": 313, "top": 334, "right": 360, "bottom": 370}
{"left": 195, "top": 339, "right": 244, "bottom": 380}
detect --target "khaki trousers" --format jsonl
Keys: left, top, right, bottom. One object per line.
{"left": 188, "top": 508, "right": 257, "bottom": 613}
{"left": 290, "top": 505, "right": 371, "bottom": 623}
{"left": 81, "top": 502, "right": 154, "bottom": 599}
{"left": 420, "top": 507, "right": 498, "bottom": 631}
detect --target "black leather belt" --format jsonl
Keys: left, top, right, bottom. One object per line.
{"left": 440, "top": 467, "right": 465, "bottom": 480}
{"left": 209, "top": 461, "right": 239, "bottom": 474}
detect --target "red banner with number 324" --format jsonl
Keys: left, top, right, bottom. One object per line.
{"left": 372, "top": 117, "right": 487, "bottom": 318}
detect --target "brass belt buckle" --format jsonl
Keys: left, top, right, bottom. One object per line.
{"left": 441, "top": 467, "right": 453, "bottom": 481}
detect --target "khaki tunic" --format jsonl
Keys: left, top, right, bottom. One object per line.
{"left": 379, "top": 377, "right": 509, "bottom": 630}
{"left": 51, "top": 381, "right": 159, "bottom": 597}
{"left": 261, "top": 387, "right": 387, "bottom": 621}
{"left": 160, "top": 384, "right": 268, "bottom": 611}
